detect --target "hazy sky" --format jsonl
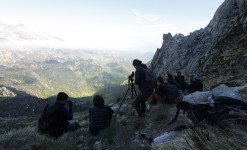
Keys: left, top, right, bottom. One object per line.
{"left": 0, "top": 0, "right": 224, "bottom": 51}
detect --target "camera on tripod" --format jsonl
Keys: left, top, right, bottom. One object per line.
{"left": 128, "top": 72, "right": 134, "bottom": 83}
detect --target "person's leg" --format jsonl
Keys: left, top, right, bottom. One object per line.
{"left": 134, "top": 94, "right": 143, "bottom": 117}
{"left": 66, "top": 122, "right": 80, "bottom": 132}
{"left": 140, "top": 90, "right": 153, "bottom": 115}
{"left": 135, "top": 90, "right": 152, "bottom": 117}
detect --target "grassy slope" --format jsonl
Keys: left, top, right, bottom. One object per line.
{"left": 1, "top": 99, "right": 247, "bottom": 150}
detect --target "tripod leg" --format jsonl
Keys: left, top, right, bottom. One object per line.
{"left": 133, "top": 85, "right": 137, "bottom": 97}
{"left": 115, "top": 85, "right": 130, "bottom": 117}
{"left": 131, "top": 85, "right": 134, "bottom": 107}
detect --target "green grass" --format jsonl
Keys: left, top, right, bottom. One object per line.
{"left": 160, "top": 125, "right": 247, "bottom": 150}
{"left": 151, "top": 105, "right": 175, "bottom": 122}
{"left": 97, "top": 123, "right": 120, "bottom": 144}
{"left": 0, "top": 127, "right": 88, "bottom": 150}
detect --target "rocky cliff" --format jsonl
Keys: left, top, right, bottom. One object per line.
{"left": 150, "top": 0, "right": 247, "bottom": 88}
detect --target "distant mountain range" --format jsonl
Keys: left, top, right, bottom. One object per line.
{"left": 0, "top": 48, "right": 135, "bottom": 98}
{"left": 0, "top": 19, "right": 154, "bottom": 99}
{"left": 0, "top": 20, "right": 63, "bottom": 42}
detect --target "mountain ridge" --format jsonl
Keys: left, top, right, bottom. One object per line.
{"left": 150, "top": 0, "right": 247, "bottom": 87}
{"left": 0, "top": 20, "right": 63, "bottom": 42}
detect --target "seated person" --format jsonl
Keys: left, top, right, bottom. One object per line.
{"left": 174, "top": 70, "right": 186, "bottom": 91}
{"left": 187, "top": 75, "right": 203, "bottom": 93}
{"left": 38, "top": 92, "right": 80, "bottom": 138}
{"left": 151, "top": 76, "right": 166, "bottom": 104}
{"left": 165, "top": 73, "right": 176, "bottom": 86}
{"left": 89, "top": 95, "right": 114, "bottom": 135}
{"left": 152, "top": 76, "right": 180, "bottom": 104}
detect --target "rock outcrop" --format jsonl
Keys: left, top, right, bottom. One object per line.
{"left": 150, "top": 0, "right": 247, "bottom": 87}
{"left": 182, "top": 84, "right": 245, "bottom": 104}
{"left": 0, "top": 86, "right": 16, "bottom": 97}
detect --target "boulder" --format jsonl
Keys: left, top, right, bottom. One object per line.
{"left": 212, "top": 84, "right": 243, "bottom": 100}
{"left": 152, "top": 131, "right": 182, "bottom": 148}
{"left": 111, "top": 104, "right": 132, "bottom": 114}
{"left": 182, "top": 91, "right": 211, "bottom": 104}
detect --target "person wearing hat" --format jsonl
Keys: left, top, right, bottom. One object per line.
{"left": 187, "top": 75, "right": 203, "bottom": 93}
{"left": 132, "top": 59, "right": 153, "bottom": 118}
{"left": 41, "top": 92, "right": 80, "bottom": 138}
{"left": 174, "top": 70, "right": 186, "bottom": 91}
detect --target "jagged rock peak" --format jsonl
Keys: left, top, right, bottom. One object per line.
{"left": 150, "top": 0, "right": 247, "bottom": 87}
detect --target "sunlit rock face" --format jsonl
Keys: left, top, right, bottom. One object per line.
{"left": 150, "top": 0, "right": 247, "bottom": 87}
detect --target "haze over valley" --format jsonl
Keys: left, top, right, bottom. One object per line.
{"left": 0, "top": 20, "right": 153, "bottom": 99}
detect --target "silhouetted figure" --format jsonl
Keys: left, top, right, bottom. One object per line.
{"left": 165, "top": 73, "right": 175, "bottom": 86}
{"left": 187, "top": 75, "right": 203, "bottom": 93}
{"left": 38, "top": 92, "right": 80, "bottom": 138}
{"left": 89, "top": 95, "right": 114, "bottom": 135}
{"left": 132, "top": 59, "right": 154, "bottom": 118}
{"left": 152, "top": 76, "right": 179, "bottom": 104}
{"left": 174, "top": 70, "right": 186, "bottom": 91}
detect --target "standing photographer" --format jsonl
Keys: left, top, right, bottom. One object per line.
{"left": 132, "top": 59, "right": 154, "bottom": 118}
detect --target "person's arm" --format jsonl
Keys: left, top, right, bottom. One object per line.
{"left": 65, "top": 108, "right": 73, "bottom": 120}
{"left": 134, "top": 69, "right": 142, "bottom": 85}
{"left": 61, "top": 103, "right": 73, "bottom": 120}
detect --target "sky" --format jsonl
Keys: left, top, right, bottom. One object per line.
{"left": 0, "top": 0, "right": 224, "bottom": 51}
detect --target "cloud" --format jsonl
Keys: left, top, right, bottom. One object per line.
{"left": 149, "top": 22, "right": 179, "bottom": 30}
{"left": 131, "top": 9, "right": 159, "bottom": 23}
{"left": 131, "top": 9, "right": 179, "bottom": 31}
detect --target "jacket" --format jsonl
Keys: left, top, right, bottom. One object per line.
{"left": 134, "top": 64, "right": 153, "bottom": 92}
{"left": 188, "top": 79, "right": 203, "bottom": 93}
{"left": 89, "top": 105, "right": 114, "bottom": 134}
{"left": 174, "top": 74, "right": 186, "bottom": 91}
{"left": 45, "top": 102, "right": 73, "bottom": 137}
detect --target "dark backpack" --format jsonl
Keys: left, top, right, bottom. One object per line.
{"left": 38, "top": 104, "right": 50, "bottom": 132}
{"left": 164, "top": 84, "right": 180, "bottom": 103}
{"left": 38, "top": 104, "right": 61, "bottom": 135}
{"left": 142, "top": 67, "right": 157, "bottom": 89}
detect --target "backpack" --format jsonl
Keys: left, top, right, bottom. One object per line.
{"left": 38, "top": 104, "right": 49, "bottom": 132}
{"left": 38, "top": 104, "right": 60, "bottom": 134}
{"left": 164, "top": 84, "right": 180, "bottom": 103}
{"left": 142, "top": 67, "right": 157, "bottom": 89}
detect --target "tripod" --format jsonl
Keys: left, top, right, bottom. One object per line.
{"left": 114, "top": 78, "right": 137, "bottom": 117}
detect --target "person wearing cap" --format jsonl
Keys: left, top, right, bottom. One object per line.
{"left": 187, "top": 75, "right": 203, "bottom": 93}
{"left": 132, "top": 59, "right": 153, "bottom": 118}
{"left": 43, "top": 92, "right": 80, "bottom": 138}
